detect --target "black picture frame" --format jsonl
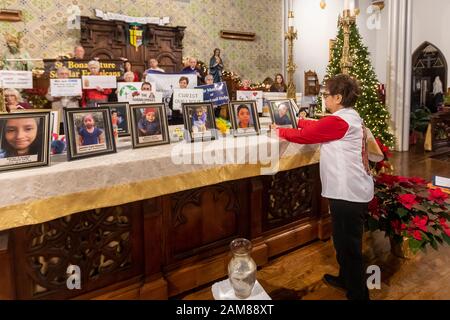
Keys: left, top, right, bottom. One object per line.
{"left": 229, "top": 100, "right": 261, "bottom": 137}
{"left": 97, "top": 102, "right": 131, "bottom": 137}
{"left": 268, "top": 99, "right": 298, "bottom": 129}
{"left": 129, "top": 103, "right": 170, "bottom": 149}
{"left": 63, "top": 107, "right": 117, "bottom": 161}
{"left": 182, "top": 102, "right": 218, "bottom": 142}
{"left": 0, "top": 111, "right": 51, "bottom": 172}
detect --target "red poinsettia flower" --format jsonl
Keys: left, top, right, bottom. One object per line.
{"left": 409, "top": 230, "right": 422, "bottom": 241}
{"left": 391, "top": 220, "right": 407, "bottom": 233}
{"left": 398, "top": 194, "right": 418, "bottom": 210}
{"left": 376, "top": 138, "right": 392, "bottom": 158}
{"left": 444, "top": 228, "right": 450, "bottom": 237}
{"left": 409, "top": 177, "right": 427, "bottom": 185}
{"left": 375, "top": 160, "right": 391, "bottom": 171}
{"left": 439, "top": 218, "right": 449, "bottom": 229}
{"left": 369, "top": 197, "right": 379, "bottom": 214}
{"left": 428, "top": 188, "right": 449, "bottom": 204}
{"left": 412, "top": 215, "right": 428, "bottom": 232}
{"left": 377, "top": 174, "right": 398, "bottom": 186}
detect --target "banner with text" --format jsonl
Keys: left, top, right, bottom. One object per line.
{"left": 50, "top": 79, "right": 82, "bottom": 97}
{"left": 236, "top": 90, "right": 264, "bottom": 113}
{"left": 44, "top": 59, "right": 124, "bottom": 79}
{"left": 145, "top": 73, "right": 198, "bottom": 110}
{"left": 196, "top": 82, "right": 229, "bottom": 107}
{"left": 0, "top": 71, "right": 33, "bottom": 89}
{"left": 172, "top": 89, "right": 204, "bottom": 110}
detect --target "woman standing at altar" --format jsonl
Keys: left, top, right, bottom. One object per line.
{"left": 272, "top": 74, "right": 373, "bottom": 301}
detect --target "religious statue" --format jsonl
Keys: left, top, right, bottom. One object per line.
{"left": 209, "top": 48, "right": 224, "bottom": 83}
{"left": 1, "top": 32, "right": 34, "bottom": 71}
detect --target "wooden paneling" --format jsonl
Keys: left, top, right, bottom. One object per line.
{"left": 4, "top": 165, "right": 326, "bottom": 299}
{"left": 12, "top": 202, "right": 144, "bottom": 300}
{"left": 0, "top": 232, "right": 15, "bottom": 299}
{"left": 80, "top": 17, "right": 186, "bottom": 75}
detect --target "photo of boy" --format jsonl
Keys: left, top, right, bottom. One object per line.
{"left": 135, "top": 107, "right": 163, "bottom": 144}
{"left": 191, "top": 106, "right": 208, "bottom": 133}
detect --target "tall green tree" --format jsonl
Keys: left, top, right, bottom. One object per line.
{"left": 323, "top": 21, "right": 395, "bottom": 148}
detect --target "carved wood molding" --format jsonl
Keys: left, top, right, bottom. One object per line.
{"left": 0, "top": 9, "right": 22, "bottom": 22}
{"left": 220, "top": 30, "right": 256, "bottom": 41}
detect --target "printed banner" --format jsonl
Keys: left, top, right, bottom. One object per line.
{"left": 117, "top": 82, "right": 143, "bottom": 102}
{"left": 145, "top": 73, "right": 198, "bottom": 110}
{"left": 129, "top": 91, "right": 163, "bottom": 104}
{"left": 94, "top": 9, "right": 170, "bottom": 25}
{"left": 44, "top": 59, "right": 124, "bottom": 79}
{"left": 50, "top": 79, "right": 82, "bottom": 97}
{"left": 196, "top": 82, "right": 229, "bottom": 107}
{"left": 172, "top": 89, "right": 204, "bottom": 110}
{"left": 236, "top": 90, "right": 264, "bottom": 113}
{"left": 0, "top": 71, "right": 33, "bottom": 89}
{"left": 82, "top": 75, "right": 117, "bottom": 89}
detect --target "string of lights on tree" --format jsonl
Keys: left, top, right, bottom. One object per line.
{"left": 321, "top": 22, "right": 395, "bottom": 148}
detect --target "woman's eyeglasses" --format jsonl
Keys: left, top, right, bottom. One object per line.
{"left": 320, "top": 92, "right": 332, "bottom": 98}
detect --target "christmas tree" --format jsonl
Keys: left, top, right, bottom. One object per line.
{"left": 322, "top": 20, "right": 395, "bottom": 148}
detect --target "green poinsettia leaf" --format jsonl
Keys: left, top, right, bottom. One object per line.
{"left": 397, "top": 208, "right": 409, "bottom": 218}
{"left": 409, "top": 238, "right": 423, "bottom": 253}
{"left": 443, "top": 233, "right": 450, "bottom": 246}
{"left": 435, "top": 235, "right": 444, "bottom": 244}
{"left": 429, "top": 236, "right": 439, "bottom": 251}
{"left": 367, "top": 217, "right": 379, "bottom": 231}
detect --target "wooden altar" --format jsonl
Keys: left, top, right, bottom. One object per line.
{"left": 0, "top": 136, "right": 330, "bottom": 300}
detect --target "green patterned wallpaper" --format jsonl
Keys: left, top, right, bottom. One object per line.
{"left": 0, "top": 0, "right": 283, "bottom": 81}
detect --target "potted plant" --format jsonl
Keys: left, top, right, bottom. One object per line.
{"left": 367, "top": 139, "right": 450, "bottom": 258}
{"left": 367, "top": 174, "right": 450, "bottom": 257}
{"left": 409, "top": 107, "right": 431, "bottom": 145}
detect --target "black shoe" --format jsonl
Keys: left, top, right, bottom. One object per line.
{"left": 322, "top": 274, "right": 347, "bottom": 292}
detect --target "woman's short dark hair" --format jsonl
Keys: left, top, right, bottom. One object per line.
{"left": 141, "top": 82, "right": 152, "bottom": 90}
{"left": 237, "top": 104, "right": 250, "bottom": 114}
{"left": 179, "top": 76, "right": 189, "bottom": 84}
{"left": 325, "top": 74, "right": 360, "bottom": 108}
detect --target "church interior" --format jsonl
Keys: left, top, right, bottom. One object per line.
{"left": 0, "top": 0, "right": 449, "bottom": 302}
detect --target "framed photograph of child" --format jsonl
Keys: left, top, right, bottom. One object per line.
{"left": 268, "top": 99, "right": 298, "bottom": 129}
{"left": 0, "top": 111, "right": 51, "bottom": 172}
{"left": 129, "top": 103, "right": 170, "bottom": 148}
{"left": 229, "top": 101, "right": 260, "bottom": 137}
{"left": 97, "top": 102, "right": 131, "bottom": 137}
{"left": 182, "top": 102, "right": 218, "bottom": 142}
{"left": 63, "top": 107, "right": 116, "bottom": 161}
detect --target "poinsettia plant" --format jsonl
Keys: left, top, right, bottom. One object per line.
{"left": 368, "top": 139, "right": 450, "bottom": 254}
{"left": 368, "top": 174, "right": 450, "bottom": 253}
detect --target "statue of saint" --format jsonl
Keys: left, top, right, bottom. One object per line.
{"left": 1, "top": 32, "right": 34, "bottom": 71}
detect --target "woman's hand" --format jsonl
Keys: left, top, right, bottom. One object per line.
{"left": 270, "top": 124, "right": 278, "bottom": 131}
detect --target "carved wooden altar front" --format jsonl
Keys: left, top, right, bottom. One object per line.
{"left": 0, "top": 165, "right": 330, "bottom": 300}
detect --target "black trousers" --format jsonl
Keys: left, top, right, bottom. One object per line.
{"left": 329, "top": 199, "right": 369, "bottom": 300}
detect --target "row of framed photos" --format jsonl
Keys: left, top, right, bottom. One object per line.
{"left": 0, "top": 99, "right": 298, "bottom": 172}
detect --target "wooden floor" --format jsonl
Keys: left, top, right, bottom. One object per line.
{"left": 180, "top": 145, "right": 450, "bottom": 300}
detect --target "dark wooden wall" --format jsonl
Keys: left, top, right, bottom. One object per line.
{"left": 80, "top": 17, "right": 186, "bottom": 76}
